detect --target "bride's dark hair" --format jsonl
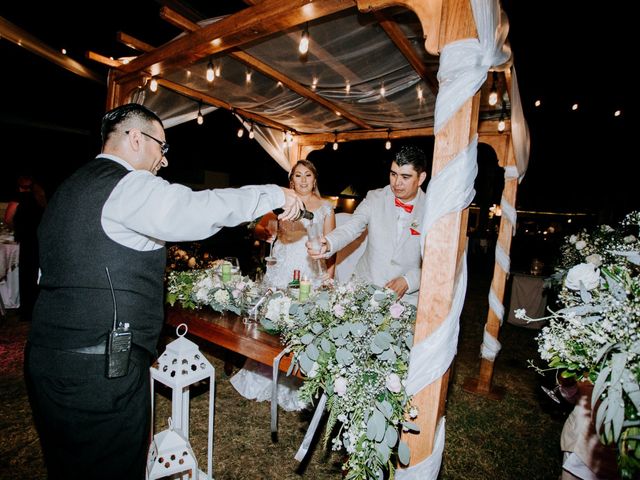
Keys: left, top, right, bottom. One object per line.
{"left": 289, "top": 159, "right": 321, "bottom": 196}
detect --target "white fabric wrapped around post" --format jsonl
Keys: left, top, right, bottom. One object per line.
{"left": 148, "top": 324, "right": 215, "bottom": 480}
{"left": 397, "top": 0, "right": 510, "bottom": 478}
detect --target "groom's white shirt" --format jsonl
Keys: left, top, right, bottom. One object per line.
{"left": 326, "top": 185, "right": 425, "bottom": 305}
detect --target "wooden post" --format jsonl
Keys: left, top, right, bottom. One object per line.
{"left": 401, "top": 0, "right": 480, "bottom": 465}
{"left": 463, "top": 135, "right": 518, "bottom": 399}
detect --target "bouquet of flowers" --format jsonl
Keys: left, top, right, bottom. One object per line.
{"left": 166, "top": 267, "right": 261, "bottom": 315}
{"left": 261, "top": 281, "right": 418, "bottom": 479}
{"left": 519, "top": 211, "right": 640, "bottom": 478}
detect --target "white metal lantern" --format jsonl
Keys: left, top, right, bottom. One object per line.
{"left": 148, "top": 323, "right": 215, "bottom": 479}
{"left": 147, "top": 418, "right": 197, "bottom": 479}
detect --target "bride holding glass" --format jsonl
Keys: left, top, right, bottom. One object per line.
{"left": 230, "top": 159, "right": 335, "bottom": 411}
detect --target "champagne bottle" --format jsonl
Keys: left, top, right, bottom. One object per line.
{"left": 273, "top": 202, "right": 314, "bottom": 221}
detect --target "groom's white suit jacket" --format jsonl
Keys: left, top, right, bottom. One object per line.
{"left": 326, "top": 185, "right": 425, "bottom": 305}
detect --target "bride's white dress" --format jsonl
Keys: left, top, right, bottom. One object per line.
{"left": 230, "top": 202, "right": 333, "bottom": 411}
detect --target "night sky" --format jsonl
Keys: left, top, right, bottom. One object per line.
{"left": 0, "top": 1, "right": 633, "bottom": 223}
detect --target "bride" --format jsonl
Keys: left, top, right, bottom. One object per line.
{"left": 230, "top": 159, "right": 335, "bottom": 411}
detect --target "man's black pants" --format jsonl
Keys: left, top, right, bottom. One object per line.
{"left": 25, "top": 342, "right": 151, "bottom": 480}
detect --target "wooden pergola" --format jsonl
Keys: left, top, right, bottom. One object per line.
{"left": 93, "top": 0, "right": 524, "bottom": 473}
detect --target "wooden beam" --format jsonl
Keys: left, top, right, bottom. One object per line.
{"left": 374, "top": 11, "right": 438, "bottom": 95}
{"left": 356, "top": 0, "right": 443, "bottom": 55}
{"left": 86, "top": 51, "right": 122, "bottom": 68}
{"left": 160, "top": 6, "right": 372, "bottom": 130}
{"left": 116, "top": 32, "right": 155, "bottom": 53}
{"left": 155, "top": 78, "right": 291, "bottom": 131}
{"left": 401, "top": 0, "right": 478, "bottom": 466}
{"left": 298, "top": 118, "right": 506, "bottom": 143}
{"left": 114, "top": 0, "right": 356, "bottom": 83}
{"left": 463, "top": 135, "right": 517, "bottom": 398}
{"left": 0, "top": 15, "right": 104, "bottom": 84}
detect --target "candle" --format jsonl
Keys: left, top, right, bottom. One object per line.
{"left": 299, "top": 278, "right": 311, "bottom": 301}
{"left": 221, "top": 262, "right": 231, "bottom": 282}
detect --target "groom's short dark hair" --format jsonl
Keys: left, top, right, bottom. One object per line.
{"left": 394, "top": 145, "right": 428, "bottom": 174}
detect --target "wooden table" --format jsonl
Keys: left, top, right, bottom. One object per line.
{"left": 165, "top": 305, "right": 294, "bottom": 373}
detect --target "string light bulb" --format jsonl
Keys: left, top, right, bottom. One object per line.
{"left": 385, "top": 130, "right": 392, "bottom": 150}
{"left": 150, "top": 78, "right": 158, "bottom": 92}
{"left": 237, "top": 126, "right": 244, "bottom": 138}
{"left": 332, "top": 132, "right": 338, "bottom": 151}
{"left": 206, "top": 59, "right": 214, "bottom": 82}
{"left": 248, "top": 123, "right": 255, "bottom": 139}
{"left": 196, "top": 102, "right": 204, "bottom": 125}
{"left": 299, "top": 23, "right": 309, "bottom": 55}
{"left": 488, "top": 72, "right": 498, "bottom": 106}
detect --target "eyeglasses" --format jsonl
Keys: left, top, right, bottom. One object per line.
{"left": 126, "top": 130, "right": 169, "bottom": 156}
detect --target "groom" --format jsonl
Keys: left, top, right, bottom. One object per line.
{"left": 309, "top": 145, "right": 428, "bottom": 305}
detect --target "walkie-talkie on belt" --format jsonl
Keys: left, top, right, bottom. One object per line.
{"left": 105, "top": 267, "right": 132, "bottom": 378}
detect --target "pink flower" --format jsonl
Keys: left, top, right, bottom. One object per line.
{"left": 334, "top": 377, "right": 348, "bottom": 396}
{"left": 389, "top": 303, "right": 405, "bottom": 318}
{"left": 333, "top": 304, "right": 345, "bottom": 318}
{"left": 232, "top": 289, "right": 241, "bottom": 299}
{"left": 385, "top": 373, "right": 402, "bottom": 393}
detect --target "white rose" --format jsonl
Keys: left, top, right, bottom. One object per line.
{"left": 385, "top": 373, "right": 402, "bottom": 393}
{"left": 585, "top": 253, "right": 602, "bottom": 267}
{"left": 334, "top": 377, "right": 348, "bottom": 396}
{"left": 565, "top": 263, "right": 600, "bottom": 291}
{"left": 569, "top": 235, "right": 577, "bottom": 244}
{"left": 575, "top": 240, "right": 587, "bottom": 250}
{"left": 624, "top": 235, "right": 637, "bottom": 244}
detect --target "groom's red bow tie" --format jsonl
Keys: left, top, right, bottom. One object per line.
{"left": 394, "top": 198, "right": 414, "bottom": 213}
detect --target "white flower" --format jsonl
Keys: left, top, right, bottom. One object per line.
{"left": 569, "top": 235, "right": 578, "bottom": 244}
{"left": 585, "top": 253, "right": 602, "bottom": 267}
{"left": 565, "top": 263, "right": 600, "bottom": 290}
{"left": 389, "top": 303, "right": 405, "bottom": 318}
{"left": 334, "top": 377, "right": 348, "bottom": 396}
{"left": 194, "top": 288, "right": 210, "bottom": 303}
{"left": 514, "top": 308, "right": 527, "bottom": 319}
{"left": 265, "top": 296, "right": 291, "bottom": 323}
{"left": 409, "top": 406, "right": 418, "bottom": 419}
{"left": 624, "top": 235, "right": 637, "bottom": 244}
{"left": 213, "top": 289, "right": 230, "bottom": 305}
{"left": 385, "top": 373, "right": 402, "bottom": 393}
{"left": 575, "top": 240, "right": 587, "bottom": 250}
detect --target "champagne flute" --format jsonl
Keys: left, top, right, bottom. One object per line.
{"left": 306, "top": 221, "right": 325, "bottom": 278}
{"left": 264, "top": 218, "right": 278, "bottom": 265}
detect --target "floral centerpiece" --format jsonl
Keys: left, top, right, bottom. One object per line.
{"left": 518, "top": 211, "right": 640, "bottom": 478}
{"left": 261, "top": 281, "right": 418, "bottom": 479}
{"left": 166, "top": 266, "right": 261, "bottom": 315}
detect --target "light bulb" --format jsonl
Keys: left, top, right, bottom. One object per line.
{"left": 197, "top": 113, "right": 203, "bottom": 125}
{"left": 488, "top": 90, "right": 498, "bottom": 106}
{"left": 237, "top": 127, "right": 244, "bottom": 138}
{"left": 498, "top": 119, "right": 505, "bottom": 132}
{"left": 249, "top": 128, "right": 255, "bottom": 139}
{"left": 385, "top": 139, "right": 391, "bottom": 150}
{"left": 215, "top": 64, "right": 221, "bottom": 77}
{"left": 150, "top": 78, "right": 158, "bottom": 92}
{"left": 345, "top": 81, "right": 350, "bottom": 94}
{"left": 206, "top": 61, "right": 214, "bottom": 82}
{"left": 380, "top": 84, "right": 386, "bottom": 97}
{"left": 333, "top": 141, "right": 338, "bottom": 151}
{"left": 299, "top": 27, "right": 309, "bottom": 54}
{"left": 245, "top": 71, "right": 252, "bottom": 83}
